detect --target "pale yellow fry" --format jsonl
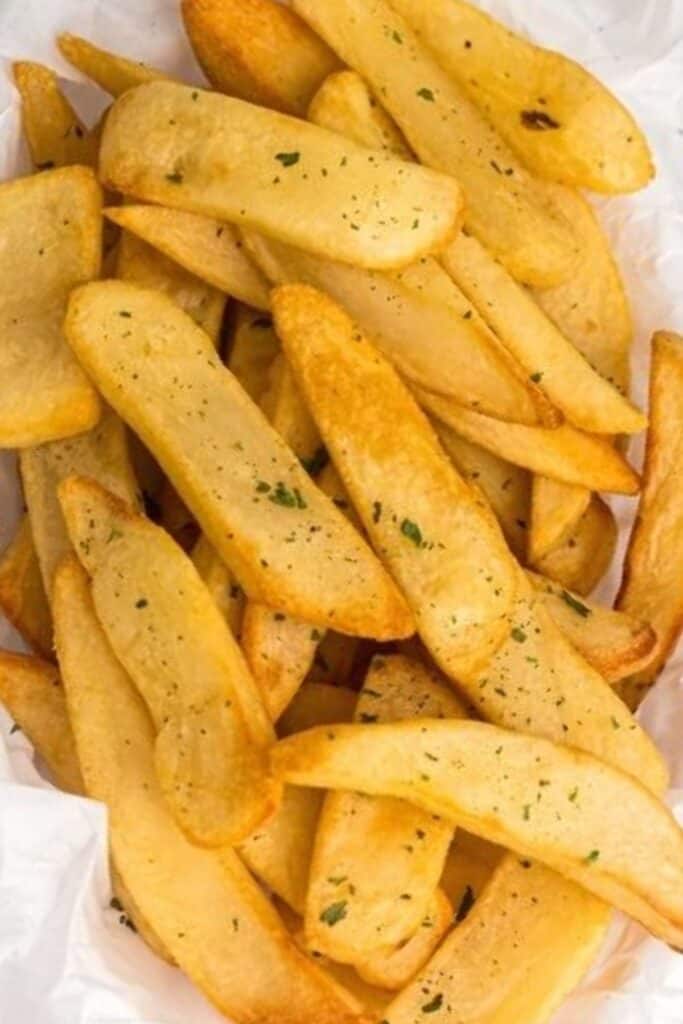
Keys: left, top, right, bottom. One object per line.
{"left": 245, "top": 231, "right": 544, "bottom": 425}
{"left": 306, "top": 655, "right": 465, "bottom": 962}
{"left": 0, "top": 518, "right": 53, "bottom": 658}
{"left": 389, "top": 0, "right": 653, "bottom": 194}
{"left": 273, "top": 284, "right": 517, "bottom": 679}
{"left": 0, "top": 167, "right": 101, "bottom": 447}
{"left": 105, "top": 205, "right": 271, "bottom": 311}
{"left": 309, "top": 70, "right": 413, "bottom": 158}
{"left": 273, "top": 719, "right": 683, "bottom": 947}
{"left": 100, "top": 81, "right": 463, "bottom": 272}
{"left": 293, "top": 0, "right": 576, "bottom": 287}
{"left": 116, "top": 230, "right": 226, "bottom": 345}
{"left": 52, "top": 558, "right": 365, "bottom": 1024}
{"left": 20, "top": 405, "right": 140, "bottom": 601}
{"left": 529, "top": 572, "right": 657, "bottom": 685}
{"left": 65, "top": 281, "right": 413, "bottom": 639}
{"left": 181, "top": 0, "right": 340, "bottom": 116}
{"left": 227, "top": 304, "right": 280, "bottom": 403}
{"left": 191, "top": 534, "right": 244, "bottom": 636}
{"left": 529, "top": 477, "right": 592, "bottom": 564}
{"left": 59, "top": 477, "right": 276, "bottom": 847}
{"left": 616, "top": 332, "right": 683, "bottom": 710}
{"left": 419, "top": 392, "right": 640, "bottom": 494}
{"left": 57, "top": 33, "right": 169, "bottom": 96}
{"left": 534, "top": 496, "right": 617, "bottom": 596}
{"left": 13, "top": 62, "right": 97, "bottom": 170}
{"left": 441, "top": 233, "right": 645, "bottom": 435}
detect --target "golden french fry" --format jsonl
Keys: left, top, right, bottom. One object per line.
{"left": 0, "top": 518, "right": 53, "bottom": 658}
{"left": 105, "top": 205, "right": 271, "bottom": 310}
{"left": 13, "top": 61, "right": 97, "bottom": 170}
{"left": 52, "top": 557, "right": 365, "bottom": 1024}
{"left": 226, "top": 304, "right": 280, "bottom": 402}
{"left": 616, "top": 332, "right": 683, "bottom": 709}
{"left": 419, "top": 393, "right": 640, "bottom": 494}
{"left": 0, "top": 166, "right": 101, "bottom": 447}
{"left": 20, "top": 405, "right": 140, "bottom": 601}
{"left": 65, "top": 281, "right": 413, "bottom": 639}
{"left": 389, "top": 0, "right": 654, "bottom": 194}
{"left": 59, "top": 477, "right": 276, "bottom": 847}
{"left": 242, "top": 607, "right": 322, "bottom": 721}
{"left": 529, "top": 573, "right": 658, "bottom": 684}
{"left": 308, "top": 630, "right": 360, "bottom": 687}
{"left": 273, "top": 284, "right": 517, "bottom": 678}
{"left": 534, "top": 496, "right": 617, "bottom": 596}
{"left": 278, "top": 682, "right": 359, "bottom": 737}
{"left": 441, "top": 233, "right": 645, "bottom": 435}
{"left": 305, "top": 655, "right": 465, "bottom": 963}
{"left": 309, "top": 70, "right": 412, "bottom": 158}
{"left": 57, "top": 33, "right": 169, "bottom": 96}
{"left": 191, "top": 534, "right": 244, "bottom": 635}
{"left": 529, "top": 477, "right": 592, "bottom": 564}
{"left": 181, "top": 0, "right": 340, "bottom": 115}
{"left": 273, "top": 719, "right": 683, "bottom": 947}
{"left": 100, "top": 81, "right": 464, "bottom": 272}
{"left": 293, "top": 0, "right": 577, "bottom": 287}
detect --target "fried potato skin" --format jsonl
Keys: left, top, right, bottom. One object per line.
{"left": 0, "top": 518, "right": 53, "bottom": 658}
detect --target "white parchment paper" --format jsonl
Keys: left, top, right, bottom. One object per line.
{"left": 0, "top": 1, "right": 682, "bottom": 1021}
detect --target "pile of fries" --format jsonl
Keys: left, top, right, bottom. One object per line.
{"left": 2, "top": 2, "right": 683, "bottom": 1021}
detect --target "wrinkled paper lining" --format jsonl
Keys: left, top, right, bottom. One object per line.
{"left": 0, "top": 1, "right": 682, "bottom": 1020}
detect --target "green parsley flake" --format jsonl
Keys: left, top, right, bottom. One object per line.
{"left": 320, "top": 901, "right": 348, "bottom": 926}
{"left": 417, "top": 87, "right": 436, "bottom": 102}
{"left": 401, "top": 518, "right": 423, "bottom": 546}
{"left": 269, "top": 482, "right": 307, "bottom": 508}
{"left": 585, "top": 849, "right": 600, "bottom": 864}
{"left": 510, "top": 626, "right": 527, "bottom": 643}
{"left": 422, "top": 993, "right": 444, "bottom": 1013}
{"left": 561, "top": 591, "right": 591, "bottom": 617}
{"left": 275, "top": 151, "right": 300, "bottom": 167}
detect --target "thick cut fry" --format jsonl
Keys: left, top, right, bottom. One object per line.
{"left": 52, "top": 559, "right": 365, "bottom": 1024}
{"left": 116, "top": 231, "right": 226, "bottom": 345}
{"left": 273, "top": 719, "right": 683, "bottom": 947}
{"left": 529, "top": 477, "right": 592, "bottom": 564}
{"left": 309, "top": 70, "right": 412, "bottom": 159}
{"left": 420, "top": 394, "right": 640, "bottom": 494}
{"left": 57, "top": 33, "right": 169, "bottom": 96}
{"left": 65, "top": 282, "right": 412, "bottom": 639}
{"left": 105, "top": 205, "right": 271, "bottom": 311}
{"left": 616, "top": 332, "right": 683, "bottom": 709}
{"left": 0, "top": 167, "right": 101, "bottom": 447}
{"left": 434, "top": 426, "right": 530, "bottom": 560}
{"left": 191, "top": 534, "right": 244, "bottom": 636}
{"left": 389, "top": 0, "right": 654, "bottom": 194}
{"left": 20, "top": 406, "right": 140, "bottom": 601}
{"left": 0, "top": 519, "right": 53, "bottom": 658}
{"left": 227, "top": 304, "right": 280, "bottom": 402}
{"left": 13, "top": 62, "right": 97, "bottom": 170}
{"left": 273, "top": 285, "right": 517, "bottom": 678}
{"left": 355, "top": 889, "right": 453, "bottom": 991}
{"left": 278, "top": 682, "right": 359, "bottom": 737}
{"left": 100, "top": 81, "right": 463, "bottom": 272}
{"left": 59, "top": 477, "right": 276, "bottom": 847}
{"left": 306, "top": 656, "right": 464, "bottom": 965}
{"left": 182, "top": 0, "right": 340, "bottom": 116}
{"left": 0, "top": 651, "right": 83, "bottom": 793}
{"left": 293, "top": 0, "right": 576, "bottom": 287}
{"left": 441, "top": 233, "right": 645, "bottom": 435}
{"left": 534, "top": 496, "right": 617, "bottom": 596}
{"left": 529, "top": 573, "right": 657, "bottom": 684}
{"left": 245, "top": 231, "right": 544, "bottom": 426}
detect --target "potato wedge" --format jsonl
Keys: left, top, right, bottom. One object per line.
{"left": 0, "top": 518, "right": 53, "bottom": 658}
{"left": 65, "top": 281, "right": 412, "bottom": 639}
{"left": 100, "top": 81, "right": 463, "bottom": 272}
{"left": 105, "top": 205, "right": 271, "bottom": 311}
{"left": 305, "top": 655, "right": 465, "bottom": 962}
{"left": 57, "top": 33, "right": 169, "bottom": 96}
{"left": 226, "top": 304, "right": 280, "bottom": 402}
{"left": 13, "top": 62, "right": 97, "bottom": 170}
{"left": 529, "top": 573, "right": 657, "bottom": 684}
{"left": 52, "top": 558, "right": 365, "bottom": 1024}
{"left": 0, "top": 166, "right": 101, "bottom": 447}
{"left": 20, "top": 406, "right": 140, "bottom": 601}
{"left": 293, "top": 0, "right": 576, "bottom": 287}
{"left": 245, "top": 231, "right": 545, "bottom": 425}
{"left": 191, "top": 534, "right": 244, "bottom": 636}
{"left": 273, "top": 284, "right": 517, "bottom": 678}
{"left": 389, "top": 0, "right": 653, "bottom": 194}
{"left": 419, "top": 393, "right": 640, "bottom": 494}
{"left": 616, "top": 332, "right": 683, "bottom": 709}
{"left": 534, "top": 496, "right": 617, "bottom": 595}
{"left": 273, "top": 719, "right": 683, "bottom": 947}
{"left": 529, "top": 477, "right": 592, "bottom": 564}
{"left": 441, "top": 233, "right": 645, "bottom": 435}
{"left": 182, "top": 0, "right": 340, "bottom": 116}
{"left": 309, "top": 70, "right": 412, "bottom": 159}
{"left": 59, "top": 477, "right": 276, "bottom": 847}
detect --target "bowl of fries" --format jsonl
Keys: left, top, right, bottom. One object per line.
{"left": 0, "top": 0, "right": 682, "bottom": 1022}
